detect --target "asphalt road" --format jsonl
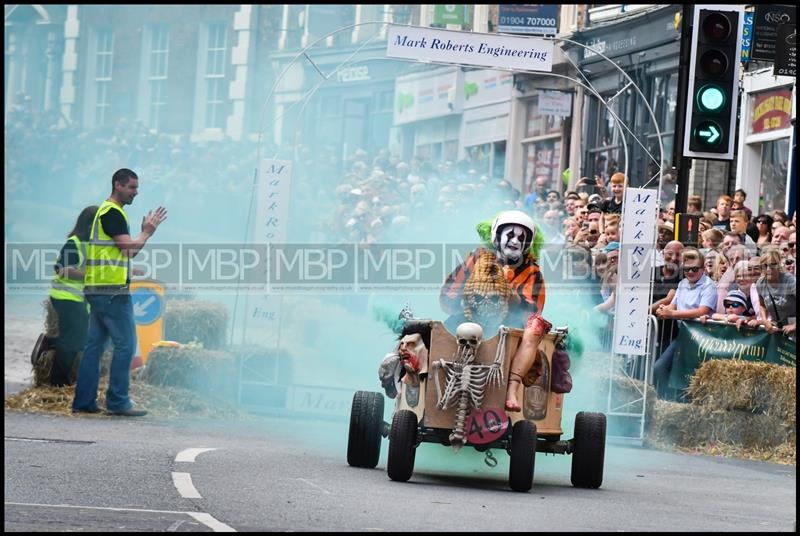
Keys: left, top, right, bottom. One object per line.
{"left": 4, "top": 409, "right": 796, "bottom": 532}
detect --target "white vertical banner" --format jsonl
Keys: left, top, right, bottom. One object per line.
{"left": 613, "top": 188, "right": 658, "bottom": 355}
{"left": 253, "top": 159, "right": 292, "bottom": 243}
{"left": 245, "top": 159, "right": 292, "bottom": 345}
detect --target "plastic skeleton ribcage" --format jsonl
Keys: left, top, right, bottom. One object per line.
{"left": 431, "top": 324, "right": 508, "bottom": 451}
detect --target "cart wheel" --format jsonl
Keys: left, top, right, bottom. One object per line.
{"left": 387, "top": 410, "right": 418, "bottom": 482}
{"left": 347, "top": 391, "right": 384, "bottom": 468}
{"left": 571, "top": 412, "right": 606, "bottom": 489}
{"left": 509, "top": 420, "right": 537, "bottom": 492}
{"left": 31, "top": 333, "right": 49, "bottom": 366}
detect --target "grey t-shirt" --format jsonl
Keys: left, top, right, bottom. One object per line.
{"left": 755, "top": 272, "right": 796, "bottom": 325}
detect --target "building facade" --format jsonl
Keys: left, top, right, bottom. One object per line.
{"left": 736, "top": 68, "right": 795, "bottom": 215}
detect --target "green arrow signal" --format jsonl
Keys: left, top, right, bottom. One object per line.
{"left": 699, "top": 125, "right": 720, "bottom": 144}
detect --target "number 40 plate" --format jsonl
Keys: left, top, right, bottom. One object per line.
{"left": 465, "top": 408, "right": 510, "bottom": 445}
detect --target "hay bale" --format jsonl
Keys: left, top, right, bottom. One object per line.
{"left": 688, "top": 360, "right": 796, "bottom": 422}
{"left": 647, "top": 400, "right": 795, "bottom": 450}
{"left": 4, "top": 380, "right": 241, "bottom": 419}
{"left": 164, "top": 300, "right": 228, "bottom": 349}
{"left": 141, "top": 346, "right": 236, "bottom": 402}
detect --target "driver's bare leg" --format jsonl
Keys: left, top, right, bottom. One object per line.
{"left": 505, "top": 314, "right": 552, "bottom": 412}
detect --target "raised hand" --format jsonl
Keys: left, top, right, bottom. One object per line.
{"left": 142, "top": 206, "right": 168, "bottom": 235}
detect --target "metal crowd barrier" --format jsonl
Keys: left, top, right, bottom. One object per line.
{"left": 602, "top": 314, "right": 664, "bottom": 442}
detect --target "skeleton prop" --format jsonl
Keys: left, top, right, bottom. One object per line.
{"left": 431, "top": 322, "right": 508, "bottom": 452}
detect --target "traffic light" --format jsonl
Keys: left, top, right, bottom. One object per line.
{"left": 683, "top": 5, "right": 744, "bottom": 160}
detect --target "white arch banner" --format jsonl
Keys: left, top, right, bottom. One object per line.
{"left": 387, "top": 25, "right": 553, "bottom": 72}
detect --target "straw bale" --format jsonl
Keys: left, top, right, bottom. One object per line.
{"left": 164, "top": 300, "right": 228, "bottom": 349}
{"left": 4, "top": 380, "right": 241, "bottom": 419}
{"left": 647, "top": 400, "right": 795, "bottom": 450}
{"left": 141, "top": 346, "right": 236, "bottom": 402}
{"left": 688, "top": 360, "right": 796, "bottom": 422}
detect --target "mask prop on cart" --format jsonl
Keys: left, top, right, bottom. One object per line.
{"left": 431, "top": 320, "right": 508, "bottom": 452}
{"left": 397, "top": 332, "right": 428, "bottom": 407}
{"left": 462, "top": 250, "right": 513, "bottom": 335}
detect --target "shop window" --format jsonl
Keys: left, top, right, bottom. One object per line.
{"left": 320, "top": 94, "right": 340, "bottom": 116}
{"left": 522, "top": 139, "right": 562, "bottom": 194}
{"left": 525, "top": 98, "right": 563, "bottom": 138}
{"left": 759, "top": 138, "right": 789, "bottom": 214}
{"left": 94, "top": 29, "right": 114, "bottom": 127}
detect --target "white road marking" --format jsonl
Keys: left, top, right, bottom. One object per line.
{"left": 4, "top": 502, "right": 236, "bottom": 532}
{"left": 175, "top": 447, "right": 218, "bottom": 463}
{"left": 296, "top": 478, "right": 331, "bottom": 494}
{"left": 187, "top": 512, "right": 237, "bottom": 532}
{"left": 172, "top": 472, "right": 202, "bottom": 499}
{"left": 167, "top": 519, "right": 186, "bottom": 532}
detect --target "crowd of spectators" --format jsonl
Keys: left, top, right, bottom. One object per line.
{"left": 6, "top": 99, "right": 795, "bottom": 401}
{"left": 5, "top": 99, "right": 260, "bottom": 242}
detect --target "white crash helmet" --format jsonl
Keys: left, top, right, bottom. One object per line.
{"left": 491, "top": 210, "right": 536, "bottom": 244}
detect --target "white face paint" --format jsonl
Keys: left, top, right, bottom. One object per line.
{"left": 498, "top": 224, "right": 528, "bottom": 263}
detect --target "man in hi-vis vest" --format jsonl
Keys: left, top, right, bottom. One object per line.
{"left": 72, "top": 168, "right": 167, "bottom": 416}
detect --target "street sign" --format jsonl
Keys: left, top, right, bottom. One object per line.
{"left": 498, "top": 5, "right": 559, "bottom": 36}
{"left": 751, "top": 5, "right": 796, "bottom": 62}
{"left": 130, "top": 279, "right": 165, "bottom": 366}
{"left": 774, "top": 23, "right": 797, "bottom": 77}
{"left": 132, "top": 286, "right": 163, "bottom": 325}
{"left": 434, "top": 5, "right": 468, "bottom": 26}
{"left": 741, "top": 10, "right": 754, "bottom": 62}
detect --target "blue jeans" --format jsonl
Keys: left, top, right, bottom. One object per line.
{"left": 652, "top": 339, "right": 678, "bottom": 400}
{"left": 72, "top": 293, "right": 137, "bottom": 412}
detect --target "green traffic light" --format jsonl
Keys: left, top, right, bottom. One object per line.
{"left": 694, "top": 120, "right": 723, "bottom": 146}
{"left": 697, "top": 84, "right": 726, "bottom": 112}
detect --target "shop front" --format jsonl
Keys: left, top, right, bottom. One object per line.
{"left": 567, "top": 5, "right": 682, "bottom": 187}
{"left": 736, "top": 70, "right": 795, "bottom": 215}
{"left": 459, "top": 69, "right": 513, "bottom": 179}
{"left": 393, "top": 66, "right": 464, "bottom": 165}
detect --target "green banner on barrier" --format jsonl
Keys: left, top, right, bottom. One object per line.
{"left": 669, "top": 321, "right": 796, "bottom": 390}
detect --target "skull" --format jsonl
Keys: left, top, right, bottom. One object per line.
{"left": 456, "top": 322, "right": 483, "bottom": 351}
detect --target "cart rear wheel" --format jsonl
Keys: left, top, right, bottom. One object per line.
{"left": 509, "top": 420, "right": 537, "bottom": 492}
{"left": 387, "top": 410, "right": 418, "bottom": 482}
{"left": 347, "top": 391, "right": 384, "bottom": 468}
{"left": 571, "top": 412, "right": 606, "bottom": 489}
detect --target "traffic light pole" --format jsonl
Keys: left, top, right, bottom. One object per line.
{"left": 673, "top": 4, "right": 693, "bottom": 214}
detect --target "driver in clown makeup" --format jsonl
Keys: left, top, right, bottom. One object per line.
{"left": 439, "top": 210, "right": 551, "bottom": 412}
{"left": 441, "top": 210, "right": 545, "bottom": 328}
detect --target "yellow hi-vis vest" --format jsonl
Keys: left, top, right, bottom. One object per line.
{"left": 49, "top": 235, "right": 86, "bottom": 302}
{"left": 84, "top": 200, "right": 130, "bottom": 288}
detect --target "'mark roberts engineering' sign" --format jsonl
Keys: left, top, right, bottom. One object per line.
{"left": 387, "top": 25, "right": 553, "bottom": 72}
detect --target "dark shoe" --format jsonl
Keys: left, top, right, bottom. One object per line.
{"left": 72, "top": 406, "right": 102, "bottom": 414}
{"left": 106, "top": 407, "right": 148, "bottom": 417}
